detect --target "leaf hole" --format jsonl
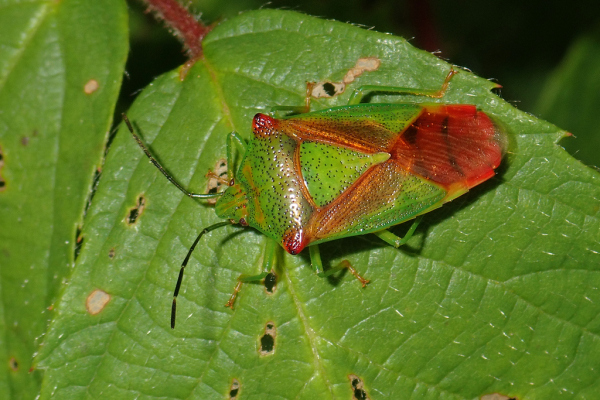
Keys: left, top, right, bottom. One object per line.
{"left": 229, "top": 378, "right": 240, "bottom": 399}
{"left": 127, "top": 195, "right": 146, "bottom": 225}
{"left": 264, "top": 271, "right": 277, "bottom": 293}
{"left": 0, "top": 144, "right": 5, "bottom": 191}
{"left": 259, "top": 321, "right": 276, "bottom": 356}
{"left": 348, "top": 374, "right": 369, "bottom": 400}
{"left": 9, "top": 357, "right": 18, "bottom": 371}
{"left": 74, "top": 226, "right": 84, "bottom": 261}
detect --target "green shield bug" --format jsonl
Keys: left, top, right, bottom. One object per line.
{"left": 123, "top": 67, "right": 507, "bottom": 328}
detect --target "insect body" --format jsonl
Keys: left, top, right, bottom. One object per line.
{"left": 217, "top": 103, "right": 506, "bottom": 255}
{"left": 124, "top": 68, "right": 507, "bottom": 328}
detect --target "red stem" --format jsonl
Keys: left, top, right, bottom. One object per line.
{"left": 142, "top": 0, "right": 211, "bottom": 59}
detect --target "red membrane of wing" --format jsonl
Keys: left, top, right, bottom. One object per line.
{"left": 391, "top": 105, "right": 506, "bottom": 194}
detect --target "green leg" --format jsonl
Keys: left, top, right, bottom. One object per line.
{"left": 122, "top": 113, "right": 222, "bottom": 200}
{"left": 226, "top": 132, "right": 247, "bottom": 183}
{"left": 374, "top": 216, "right": 423, "bottom": 248}
{"left": 347, "top": 68, "right": 457, "bottom": 105}
{"left": 309, "top": 244, "right": 369, "bottom": 287}
{"left": 269, "top": 82, "right": 316, "bottom": 115}
{"left": 225, "top": 238, "right": 278, "bottom": 309}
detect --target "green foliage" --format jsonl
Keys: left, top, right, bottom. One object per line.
{"left": 0, "top": 0, "right": 127, "bottom": 398}
{"left": 536, "top": 27, "right": 600, "bottom": 169}
{"left": 1, "top": 3, "right": 599, "bottom": 400}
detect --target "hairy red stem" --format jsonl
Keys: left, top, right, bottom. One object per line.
{"left": 142, "top": 0, "right": 211, "bottom": 59}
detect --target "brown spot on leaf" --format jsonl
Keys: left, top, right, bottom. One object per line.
{"left": 108, "top": 247, "right": 115, "bottom": 259}
{"left": 229, "top": 378, "right": 240, "bottom": 399}
{"left": 127, "top": 195, "right": 146, "bottom": 225}
{"left": 21, "top": 136, "right": 29, "bottom": 146}
{"left": 259, "top": 322, "right": 276, "bottom": 356}
{"left": 0, "top": 144, "right": 5, "bottom": 191}
{"left": 348, "top": 374, "right": 369, "bottom": 400}
{"left": 9, "top": 357, "right": 18, "bottom": 371}
{"left": 74, "top": 226, "right": 83, "bottom": 261}
{"left": 84, "top": 79, "right": 99, "bottom": 94}
{"left": 86, "top": 289, "right": 110, "bottom": 315}
{"left": 309, "top": 57, "right": 381, "bottom": 99}
{"left": 481, "top": 394, "right": 517, "bottom": 400}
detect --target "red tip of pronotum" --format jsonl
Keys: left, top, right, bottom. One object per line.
{"left": 282, "top": 228, "right": 307, "bottom": 255}
{"left": 253, "top": 114, "right": 277, "bottom": 138}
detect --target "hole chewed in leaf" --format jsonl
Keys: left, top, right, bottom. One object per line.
{"left": 348, "top": 374, "right": 370, "bottom": 400}
{"left": 309, "top": 57, "right": 381, "bottom": 99}
{"left": 206, "top": 158, "right": 228, "bottom": 205}
{"left": 264, "top": 271, "right": 277, "bottom": 293}
{"left": 86, "top": 289, "right": 110, "bottom": 315}
{"left": 127, "top": 195, "right": 146, "bottom": 225}
{"left": 74, "top": 226, "right": 84, "bottom": 261}
{"left": 259, "top": 322, "right": 276, "bottom": 356}
{"left": 481, "top": 394, "right": 518, "bottom": 400}
{"left": 229, "top": 378, "right": 240, "bottom": 399}
{"left": 9, "top": 357, "right": 18, "bottom": 372}
{"left": 0, "top": 145, "right": 5, "bottom": 191}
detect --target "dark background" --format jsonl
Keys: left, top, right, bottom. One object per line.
{"left": 122, "top": 0, "right": 600, "bottom": 168}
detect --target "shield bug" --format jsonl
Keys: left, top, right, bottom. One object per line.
{"left": 123, "top": 68, "right": 507, "bottom": 328}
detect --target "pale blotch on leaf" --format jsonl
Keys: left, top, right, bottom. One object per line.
{"left": 310, "top": 57, "right": 381, "bottom": 99}
{"left": 86, "top": 289, "right": 111, "bottom": 315}
{"left": 206, "top": 158, "right": 228, "bottom": 205}
{"left": 259, "top": 322, "right": 276, "bottom": 356}
{"left": 481, "top": 394, "right": 517, "bottom": 400}
{"left": 84, "top": 79, "right": 99, "bottom": 94}
{"left": 348, "top": 374, "right": 369, "bottom": 400}
{"left": 229, "top": 378, "right": 240, "bottom": 400}
{"left": 9, "top": 357, "right": 18, "bottom": 372}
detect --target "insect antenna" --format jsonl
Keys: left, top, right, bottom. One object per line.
{"left": 172, "top": 221, "right": 231, "bottom": 329}
{"left": 122, "top": 113, "right": 221, "bottom": 200}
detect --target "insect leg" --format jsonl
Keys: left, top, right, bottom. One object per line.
{"left": 373, "top": 216, "right": 423, "bottom": 248}
{"left": 309, "top": 245, "right": 369, "bottom": 288}
{"left": 171, "top": 221, "right": 231, "bottom": 329}
{"left": 226, "top": 131, "right": 247, "bottom": 183}
{"left": 268, "top": 82, "right": 316, "bottom": 115}
{"left": 224, "top": 238, "right": 278, "bottom": 309}
{"left": 347, "top": 68, "right": 458, "bottom": 105}
{"left": 122, "top": 113, "right": 221, "bottom": 200}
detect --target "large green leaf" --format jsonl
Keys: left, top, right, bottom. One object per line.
{"left": 36, "top": 9, "right": 600, "bottom": 399}
{"left": 0, "top": 0, "right": 128, "bottom": 398}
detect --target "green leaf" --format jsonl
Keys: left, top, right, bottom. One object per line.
{"left": 0, "top": 0, "right": 128, "bottom": 398}
{"left": 535, "top": 27, "right": 600, "bottom": 169}
{"left": 36, "top": 9, "right": 600, "bottom": 400}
